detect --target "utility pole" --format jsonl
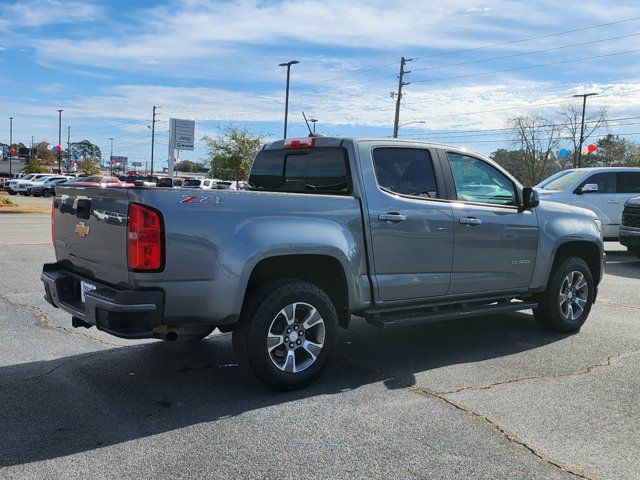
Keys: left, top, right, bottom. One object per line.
{"left": 573, "top": 93, "right": 598, "bottom": 168}
{"left": 108, "top": 137, "right": 114, "bottom": 175}
{"left": 278, "top": 60, "right": 299, "bottom": 139}
{"left": 392, "top": 56, "right": 412, "bottom": 138}
{"left": 150, "top": 106, "right": 158, "bottom": 173}
{"left": 67, "top": 126, "right": 71, "bottom": 174}
{"left": 8, "top": 117, "right": 13, "bottom": 177}
{"left": 30, "top": 136, "right": 34, "bottom": 163}
{"left": 57, "top": 109, "right": 63, "bottom": 174}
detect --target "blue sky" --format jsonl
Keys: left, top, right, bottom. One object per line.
{"left": 1, "top": 0, "right": 640, "bottom": 169}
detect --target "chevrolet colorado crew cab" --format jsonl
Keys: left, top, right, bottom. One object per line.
{"left": 42, "top": 137, "right": 605, "bottom": 389}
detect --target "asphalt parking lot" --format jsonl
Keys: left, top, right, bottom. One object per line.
{"left": 0, "top": 213, "right": 638, "bottom": 480}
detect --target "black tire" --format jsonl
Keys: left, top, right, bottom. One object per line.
{"left": 627, "top": 248, "right": 640, "bottom": 260}
{"left": 42, "top": 189, "right": 52, "bottom": 198}
{"left": 8, "top": 191, "right": 16, "bottom": 195}
{"left": 233, "top": 280, "right": 338, "bottom": 391}
{"left": 533, "top": 256, "right": 594, "bottom": 333}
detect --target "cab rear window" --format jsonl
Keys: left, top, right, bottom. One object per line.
{"left": 249, "top": 147, "right": 351, "bottom": 194}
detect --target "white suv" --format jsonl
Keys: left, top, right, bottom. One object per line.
{"left": 9, "top": 173, "right": 58, "bottom": 195}
{"left": 536, "top": 167, "right": 640, "bottom": 239}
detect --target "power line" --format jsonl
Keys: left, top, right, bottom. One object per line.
{"left": 410, "top": 31, "right": 640, "bottom": 74}
{"left": 411, "top": 48, "right": 640, "bottom": 84}
{"left": 412, "top": 16, "right": 640, "bottom": 60}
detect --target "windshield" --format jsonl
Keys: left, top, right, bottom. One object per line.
{"left": 539, "top": 170, "right": 585, "bottom": 191}
{"left": 536, "top": 170, "right": 573, "bottom": 188}
{"left": 183, "top": 179, "right": 202, "bottom": 187}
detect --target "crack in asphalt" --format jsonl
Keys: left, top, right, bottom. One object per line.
{"left": 335, "top": 352, "right": 595, "bottom": 480}
{"left": 597, "top": 299, "right": 640, "bottom": 311}
{"left": 439, "top": 350, "right": 640, "bottom": 395}
{"left": 0, "top": 292, "right": 122, "bottom": 347}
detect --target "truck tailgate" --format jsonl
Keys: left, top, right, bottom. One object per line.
{"left": 53, "top": 186, "right": 131, "bottom": 287}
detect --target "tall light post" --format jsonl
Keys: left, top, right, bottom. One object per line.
{"left": 108, "top": 137, "right": 114, "bottom": 175}
{"left": 309, "top": 118, "right": 318, "bottom": 134}
{"left": 8, "top": 117, "right": 13, "bottom": 177}
{"left": 57, "top": 109, "right": 63, "bottom": 174}
{"left": 278, "top": 60, "right": 299, "bottom": 139}
{"left": 573, "top": 93, "right": 598, "bottom": 168}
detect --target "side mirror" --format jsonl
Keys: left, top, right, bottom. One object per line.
{"left": 521, "top": 187, "right": 540, "bottom": 211}
{"left": 578, "top": 183, "right": 598, "bottom": 194}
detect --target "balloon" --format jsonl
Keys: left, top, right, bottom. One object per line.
{"left": 559, "top": 148, "right": 570, "bottom": 158}
{"left": 8, "top": 147, "right": 15, "bottom": 155}
{"left": 587, "top": 144, "right": 597, "bottom": 153}
{"left": 55, "top": 145, "right": 62, "bottom": 152}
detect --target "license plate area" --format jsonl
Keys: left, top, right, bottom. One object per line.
{"left": 80, "top": 280, "right": 97, "bottom": 303}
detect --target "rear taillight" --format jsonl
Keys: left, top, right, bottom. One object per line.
{"left": 51, "top": 199, "right": 55, "bottom": 245}
{"left": 284, "top": 137, "right": 315, "bottom": 149}
{"left": 127, "top": 203, "right": 163, "bottom": 271}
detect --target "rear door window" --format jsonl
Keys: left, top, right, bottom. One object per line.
{"left": 372, "top": 147, "right": 438, "bottom": 198}
{"left": 618, "top": 172, "right": 640, "bottom": 193}
{"left": 249, "top": 147, "right": 350, "bottom": 194}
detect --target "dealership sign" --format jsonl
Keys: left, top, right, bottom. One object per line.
{"left": 169, "top": 118, "right": 195, "bottom": 151}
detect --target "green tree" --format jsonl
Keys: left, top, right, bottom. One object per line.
{"left": 22, "top": 158, "right": 48, "bottom": 174}
{"left": 77, "top": 158, "right": 101, "bottom": 176}
{"left": 203, "top": 126, "right": 262, "bottom": 180}
{"left": 70, "top": 140, "right": 102, "bottom": 164}
{"left": 175, "top": 160, "right": 205, "bottom": 173}
{"left": 593, "top": 134, "right": 640, "bottom": 167}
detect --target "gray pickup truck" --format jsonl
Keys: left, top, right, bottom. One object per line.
{"left": 42, "top": 137, "right": 605, "bottom": 389}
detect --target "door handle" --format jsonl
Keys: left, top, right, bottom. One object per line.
{"left": 378, "top": 212, "right": 407, "bottom": 222}
{"left": 607, "top": 200, "right": 620, "bottom": 204}
{"left": 459, "top": 216, "right": 482, "bottom": 225}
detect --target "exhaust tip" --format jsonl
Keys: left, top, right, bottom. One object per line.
{"left": 165, "top": 331, "right": 178, "bottom": 342}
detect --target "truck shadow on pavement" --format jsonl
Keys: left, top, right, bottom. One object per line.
{"left": 604, "top": 249, "right": 640, "bottom": 280}
{"left": 0, "top": 312, "right": 568, "bottom": 467}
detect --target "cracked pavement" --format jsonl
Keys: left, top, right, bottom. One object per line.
{"left": 1, "top": 213, "right": 639, "bottom": 479}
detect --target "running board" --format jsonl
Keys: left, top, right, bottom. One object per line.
{"left": 364, "top": 300, "right": 538, "bottom": 329}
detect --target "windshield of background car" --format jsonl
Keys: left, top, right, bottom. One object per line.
{"left": 249, "top": 147, "right": 351, "bottom": 194}
{"left": 183, "top": 179, "right": 202, "bottom": 187}
{"left": 537, "top": 170, "right": 573, "bottom": 188}
{"left": 540, "top": 170, "right": 586, "bottom": 191}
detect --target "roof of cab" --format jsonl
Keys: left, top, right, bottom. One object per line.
{"left": 262, "top": 136, "right": 480, "bottom": 154}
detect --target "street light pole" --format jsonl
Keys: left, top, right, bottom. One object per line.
{"left": 8, "top": 117, "right": 13, "bottom": 177}
{"left": 573, "top": 93, "right": 598, "bottom": 168}
{"left": 150, "top": 105, "right": 158, "bottom": 173}
{"left": 57, "top": 109, "right": 63, "bottom": 174}
{"left": 309, "top": 118, "right": 318, "bottom": 134}
{"left": 278, "top": 60, "right": 299, "bottom": 139}
{"left": 108, "top": 137, "right": 114, "bottom": 175}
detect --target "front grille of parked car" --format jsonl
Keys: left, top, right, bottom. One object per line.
{"left": 622, "top": 205, "right": 640, "bottom": 228}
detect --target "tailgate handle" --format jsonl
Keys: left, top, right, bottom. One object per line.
{"left": 76, "top": 199, "right": 91, "bottom": 219}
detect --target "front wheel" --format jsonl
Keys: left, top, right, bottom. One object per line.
{"left": 233, "top": 280, "right": 338, "bottom": 390}
{"left": 7, "top": 190, "right": 17, "bottom": 195}
{"left": 628, "top": 247, "right": 640, "bottom": 260}
{"left": 533, "top": 256, "right": 594, "bottom": 333}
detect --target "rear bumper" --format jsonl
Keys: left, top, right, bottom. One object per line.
{"left": 619, "top": 227, "right": 640, "bottom": 250}
{"left": 41, "top": 262, "right": 164, "bottom": 339}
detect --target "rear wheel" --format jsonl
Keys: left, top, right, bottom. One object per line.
{"left": 233, "top": 280, "right": 338, "bottom": 390}
{"left": 534, "top": 256, "right": 594, "bottom": 333}
{"left": 8, "top": 191, "right": 16, "bottom": 195}
{"left": 42, "top": 189, "right": 52, "bottom": 198}
{"left": 628, "top": 247, "right": 640, "bottom": 260}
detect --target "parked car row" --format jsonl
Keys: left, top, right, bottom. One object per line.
{"left": 535, "top": 167, "right": 640, "bottom": 241}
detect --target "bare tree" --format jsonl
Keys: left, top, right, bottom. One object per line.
{"left": 508, "top": 112, "right": 561, "bottom": 185}
{"left": 557, "top": 103, "right": 608, "bottom": 168}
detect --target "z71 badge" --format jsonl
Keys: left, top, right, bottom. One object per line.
{"left": 178, "top": 194, "right": 224, "bottom": 206}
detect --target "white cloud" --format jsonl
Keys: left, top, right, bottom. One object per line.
{"left": 0, "top": 0, "right": 102, "bottom": 30}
